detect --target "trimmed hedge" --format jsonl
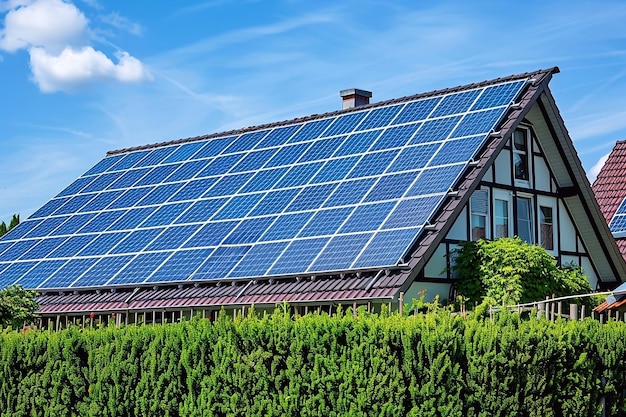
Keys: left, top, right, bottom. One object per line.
{"left": 1, "top": 308, "right": 625, "bottom": 416}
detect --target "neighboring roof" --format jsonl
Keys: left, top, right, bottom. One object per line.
{"left": 592, "top": 140, "right": 626, "bottom": 259}
{"left": 592, "top": 140, "right": 626, "bottom": 224}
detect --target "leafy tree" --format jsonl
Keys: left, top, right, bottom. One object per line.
{"left": 0, "top": 214, "right": 19, "bottom": 238}
{"left": 0, "top": 285, "right": 39, "bottom": 328}
{"left": 452, "top": 237, "right": 593, "bottom": 306}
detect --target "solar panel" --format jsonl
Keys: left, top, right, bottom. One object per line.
{"left": 0, "top": 78, "right": 528, "bottom": 289}
{"left": 610, "top": 196, "right": 626, "bottom": 237}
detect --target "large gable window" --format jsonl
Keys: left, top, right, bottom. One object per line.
{"left": 516, "top": 196, "right": 534, "bottom": 243}
{"left": 513, "top": 128, "right": 530, "bottom": 182}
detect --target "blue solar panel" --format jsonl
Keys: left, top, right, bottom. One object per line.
{"left": 193, "top": 137, "right": 234, "bottom": 159}
{"left": 54, "top": 194, "right": 95, "bottom": 215}
{"left": 109, "top": 251, "right": 171, "bottom": 285}
{"left": 213, "top": 194, "right": 263, "bottom": 220}
{"left": 108, "top": 151, "right": 150, "bottom": 171}
{"left": 298, "top": 207, "right": 352, "bottom": 238}
{"left": 79, "top": 191, "right": 124, "bottom": 212}
{"left": 20, "top": 237, "right": 67, "bottom": 260}
{"left": 224, "top": 131, "right": 268, "bottom": 154}
{"left": 229, "top": 242, "right": 288, "bottom": 278}
{"left": 1, "top": 75, "right": 528, "bottom": 289}
{"left": 240, "top": 167, "right": 288, "bottom": 192}
{"left": 224, "top": 217, "right": 276, "bottom": 244}
{"left": 48, "top": 234, "right": 97, "bottom": 258}
{"left": 311, "top": 156, "right": 359, "bottom": 183}
{"left": 193, "top": 246, "right": 249, "bottom": 279}
{"left": 269, "top": 238, "right": 328, "bottom": 275}
{"left": 261, "top": 212, "right": 313, "bottom": 241}
{"left": 310, "top": 233, "right": 372, "bottom": 272}
{"left": 335, "top": 130, "right": 381, "bottom": 157}
{"left": 110, "top": 228, "right": 163, "bottom": 254}
{"left": 163, "top": 142, "right": 205, "bottom": 163}
{"left": 609, "top": 198, "right": 626, "bottom": 236}
{"left": 358, "top": 104, "right": 403, "bottom": 130}
{"left": 347, "top": 150, "right": 398, "bottom": 179}
{"left": 107, "top": 167, "right": 151, "bottom": 190}
{"left": 148, "top": 249, "right": 214, "bottom": 282}
{"left": 31, "top": 198, "right": 70, "bottom": 219}
{"left": 79, "top": 231, "right": 129, "bottom": 256}
{"left": 141, "top": 202, "right": 191, "bottom": 227}
{"left": 340, "top": 202, "right": 396, "bottom": 233}
{"left": 73, "top": 255, "right": 135, "bottom": 287}
{"left": 177, "top": 198, "right": 228, "bottom": 223}
{"left": 324, "top": 178, "right": 376, "bottom": 207}
{"left": 51, "top": 213, "right": 97, "bottom": 236}
{"left": 288, "top": 119, "right": 333, "bottom": 143}
{"left": 394, "top": 97, "right": 440, "bottom": 124}
{"left": 134, "top": 147, "right": 177, "bottom": 168}
{"left": 41, "top": 258, "right": 99, "bottom": 288}
{"left": 167, "top": 160, "right": 211, "bottom": 182}
{"left": 57, "top": 177, "right": 95, "bottom": 197}
{"left": 286, "top": 183, "right": 337, "bottom": 212}
{"left": 256, "top": 126, "right": 300, "bottom": 148}
{"left": 84, "top": 154, "right": 123, "bottom": 176}
{"left": 147, "top": 225, "right": 201, "bottom": 251}
{"left": 353, "top": 228, "right": 421, "bottom": 268}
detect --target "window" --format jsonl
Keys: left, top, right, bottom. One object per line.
{"left": 494, "top": 198, "right": 509, "bottom": 238}
{"left": 513, "top": 128, "right": 529, "bottom": 182}
{"left": 539, "top": 206, "right": 554, "bottom": 250}
{"left": 516, "top": 196, "right": 534, "bottom": 243}
{"left": 470, "top": 189, "right": 488, "bottom": 241}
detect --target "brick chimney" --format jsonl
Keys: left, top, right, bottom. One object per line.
{"left": 340, "top": 88, "right": 372, "bottom": 109}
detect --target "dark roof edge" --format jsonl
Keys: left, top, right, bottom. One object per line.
{"left": 106, "top": 67, "right": 560, "bottom": 156}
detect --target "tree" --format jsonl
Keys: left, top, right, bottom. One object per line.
{"left": 0, "top": 214, "right": 19, "bottom": 238}
{"left": 452, "top": 237, "right": 593, "bottom": 306}
{"left": 0, "top": 285, "right": 39, "bottom": 328}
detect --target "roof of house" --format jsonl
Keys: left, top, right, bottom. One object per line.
{"left": 592, "top": 140, "right": 626, "bottom": 224}
{"left": 1, "top": 66, "right": 624, "bottom": 314}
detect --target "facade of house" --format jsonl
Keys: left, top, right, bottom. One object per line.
{"left": 0, "top": 67, "right": 624, "bottom": 326}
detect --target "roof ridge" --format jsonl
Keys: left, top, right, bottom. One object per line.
{"left": 107, "top": 67, "right": 559, "bottom": 156}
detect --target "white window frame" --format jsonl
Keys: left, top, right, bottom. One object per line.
{"left": 470, "top": 188, "right": 489, "bottom": 241}
{"left": 512, "top": 127, "right": 532, "bottom": 187}
{"left": 537, "top": 196, "right": 557, "bottom": 255}
{"left": 492, "top": 189, "right": 513, "bottom": 239}
{"left": 516, "top": 194, "right": 534, "bottom": 244}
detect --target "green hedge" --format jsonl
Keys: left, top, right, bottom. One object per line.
{"left": 1, "top": 308, "right": 625, "bottom": 416}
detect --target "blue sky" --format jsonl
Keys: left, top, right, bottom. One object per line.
{"left": 1, "top": 0, "right": 626, "bottom": 223}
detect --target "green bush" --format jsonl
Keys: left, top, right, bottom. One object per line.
{"left": 1, "top": 308, "right": 625, "bottom": 416}
{"left": 453, "top": 237, "right": 593, "bottom": 306}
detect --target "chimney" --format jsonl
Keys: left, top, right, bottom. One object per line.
{"left": 340, "top": 88, "right": 372, "bottom": 110}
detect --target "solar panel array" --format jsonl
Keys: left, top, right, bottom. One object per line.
{"left": 0, "top": 79, "right": 527, "bottom": 290}
{"left": 609, "top": 197, "right": 626, "bottom": 237}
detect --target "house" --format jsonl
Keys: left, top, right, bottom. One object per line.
{"left": 0, "top": 67, "right": 624, "bottom": 326}
{"left": 591, "top": 141, "right": 626, "bottom": 312}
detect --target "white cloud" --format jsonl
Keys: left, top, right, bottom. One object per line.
{"left": 0, "top": 0, "right": 151, "bottom": 92}
{"left": 588, "top": 152, "right": 610, "bottom": 183}
{"left": 0, "top": 0, "right": 88, "bottom": 52}
{"left": 30, "top": 46, "right": 151, "bottom": 92}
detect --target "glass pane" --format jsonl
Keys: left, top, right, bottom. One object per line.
{"left": 471, "top": 214, "right": 486, "bottom": 241}
{"left": 513, "top": 153, "right": 529, "bottom": 181}
{"left": 516, "top": 197, "right": 533, "bottom": 243}
{"left": 540, "top": 206, "right": 554, "bottom": 250}
{"left": 494, "top": 199, "right": 509, "bottom": 238}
